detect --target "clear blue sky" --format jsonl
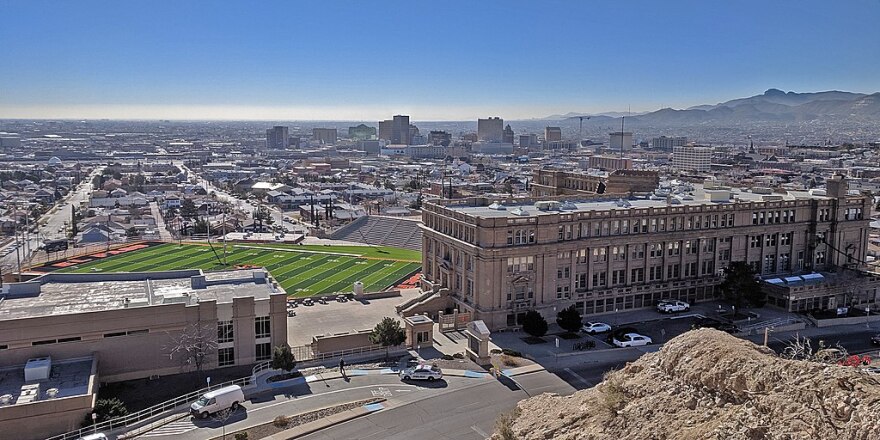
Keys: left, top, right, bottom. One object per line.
{"left": 1, "top": 0, "right": 878, "bottom": 120}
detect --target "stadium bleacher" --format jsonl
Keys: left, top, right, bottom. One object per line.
{"left": 331, "top": 216, "right": 422, "bottom": 251}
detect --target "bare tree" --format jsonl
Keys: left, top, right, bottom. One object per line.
{"left": 213, "top": 407, "right": 236, "bottom": 440}
{"left": 780, "top": 335, "right": 848, "bottom": 364}
{"left": 165, "top": 322, "right": 218, "bottom": 372}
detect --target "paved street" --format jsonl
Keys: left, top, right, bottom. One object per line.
{"left": 0, "top": 166, "right": 101, "bottom": 272}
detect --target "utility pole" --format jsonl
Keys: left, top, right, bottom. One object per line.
{"left": 15, "top": 230, "right": 22, "bottom": 282}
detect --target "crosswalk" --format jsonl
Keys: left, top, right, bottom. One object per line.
{"left": 139, "top": 418, "right": 197, "bottom": 438}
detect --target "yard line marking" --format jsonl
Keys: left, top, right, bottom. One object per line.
{"left": 472, "top": 425, "right": 489, "bottom": 438}
{"left": 564, "top": 368, "right": 592, "bottom": 387}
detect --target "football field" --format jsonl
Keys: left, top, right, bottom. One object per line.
{"left": 57, "top": 243, "right": 421, "bottom": 297}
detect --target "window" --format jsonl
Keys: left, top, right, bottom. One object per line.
{"left": 816, "top": 251, "right": 826, "bottom": 265}
{"left": 666, "top": 264, "right": 680, "bottom": 279}
{"left": 507, "top": 256, "right": 535, "bottom": 273}
{"left": 218, "top": 320, "right": 234, "bottom": 344}
{"left": 557, "top": 267, "right": 570, "bottom": 279}
{"left": 556, "top": 285, "right": 570, "bottom": 299}
{"left": 593, "top": 247, "right": 607, "bottom": 262}
{"left": 765, "top": 234, "right": 777, "bottom": 247}
{"left": 612, "top": 246, "right": 626, "bottom": 261}
{"left": 631, "top": 244, "right": 645, "bottom": 259}
{"left": 256, "top": 343, "right": 271, "bottom": 362}
{"left": 630, "top": 268, "right": 644, "bottom": 283}
{"left": 612, "top": 269, "right": 626, "bottom": 285}
{"left": 780, "top": 232, "right": 792, "bottom": 246}
{"left": 218, "top": 347, "right": 235, "bottom": 367}
{"left": 255, "top": 316, "right": 271, "bottom": 339}
{"left": 701, "top": 260, "right": 715, "bottom": 275}
{"left": 104, "top": 331, "right": 127, "bottom": 338}
{"left": 684, "top": 262, "right": 698, "bottom": 277}
{"left": 779, "top": 253, "right": 790, "bottom": 271}
{"left": 649, "top": 265, "right": 663, "bottom": 281}
{"left": 764, "top": 255, "right": 776, "bottom": 273}
{"left": 719, "top": 249, "right": 731, "bottom": 261}
{"left": 32, "top": 339, "right": 56, "bottom": 346}
{"left": 750, "top": 235, "right": 762, "bottom": 248}
{"left": 592, "top": 271, "right": 607, "bottom": 287}
{"left": 685, "top": 240, "right": 696, "bottom": 255}
{"left": 577, "top": 249, "right": 588, "bottom": 263}
{"left": 57, "top": 337, "right": 81, "bottom": 343}
{"left": 667, "top": 241, "right": 680, "bottom": 256}
{"left": 650, "top": 243, "right": 663, "bottom": 258}
{"left": 576, "top": 273, "right": 588, "bottom": 290}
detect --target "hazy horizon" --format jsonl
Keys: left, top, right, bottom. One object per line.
{"left": 2, "top": 0, "right": 879, "bottom": 121}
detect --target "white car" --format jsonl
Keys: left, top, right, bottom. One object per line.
{"left": 612, "top": 333, "right": 653, "bottom": 347}
{"left": 399, "top": 364, "right": 443, "bottom": 381}
{"left": 657, "top": 300, "right": 690, "bottom": 313}
{"left": 581, "top": 322, "right": 612, "bottom": 334}
{"left": 78, "top": 434, "right": 108, "bottom": 440}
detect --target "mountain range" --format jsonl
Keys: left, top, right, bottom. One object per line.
{"left": 546, "top": 89, "right": 880, "bottom": 125}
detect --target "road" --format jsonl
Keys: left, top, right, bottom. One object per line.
{"left": 114, "top": 368, "right": 575, "bottom": 440}
{"left": 178, "top": 162, "right": 306, "bottom": 235}
{"left": 0, "top": 166, "right": 102, "bottom": 271}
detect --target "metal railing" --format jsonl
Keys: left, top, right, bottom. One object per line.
{"left": 45, "top": 375, "right": 252, "bottom": 440}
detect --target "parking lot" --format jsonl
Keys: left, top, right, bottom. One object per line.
{"left": 286, "top": 288, "right": 421, "bottom": 346}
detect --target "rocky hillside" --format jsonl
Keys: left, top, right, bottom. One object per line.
{"left": 494, "top": 329, "right": 880, "bottom": 440}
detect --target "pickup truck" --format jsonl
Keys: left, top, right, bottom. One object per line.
{"left": 657, "top": 300, "right": 690, "bottom": 313}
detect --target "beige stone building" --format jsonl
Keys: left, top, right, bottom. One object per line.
{"left": 421, "top": 176, "right": 872, "bottom": 329}
{"left": 0, "top": 269, "right": 287, "bottom": 439}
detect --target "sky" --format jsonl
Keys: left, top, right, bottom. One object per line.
{"left": 1, "top": 0, "right": 879, "bottom": 121}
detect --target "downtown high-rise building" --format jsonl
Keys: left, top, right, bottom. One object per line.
{"left": 391, "top": 115, "right": 411, "bottom": 145}
{"left": 478, "top": 117, "right": 504, "bottom": 142}
{"left": 266, "top": 126, "right": 289, "bottom": 149}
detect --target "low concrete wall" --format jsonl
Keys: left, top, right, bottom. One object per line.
{"left": 313, "top": 330, "right": 379, "bottom": 354}
{"left": 813, "top": 314, "right": 880, "bottom": 328}
{"left": 38, "top": 269, "right": 203, "bottom": 283}
{"left": 355, "top": 290, "right": 401, "bottom": 301}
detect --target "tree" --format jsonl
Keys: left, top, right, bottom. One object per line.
{"left": 69, "top": 205, "right": 79, "bottom": 238}
{"left": 522, "top": 310, "right": 548, "bottom": 338}
{"left": 271, "top": 345, "right": 297, "bottom": 372}
{"left": 369, "top": 317, "right": 406, "bottom": 361}
{"left": 165, "top": 323, "right": 218, "bottom": 372}
{"left": 213, "top": 407, "right": 236, "bottom": 440}
{"left": 84, "top": 398, "right": 128, "bottom": 426}
{"left": 504, "top": 181, "right": 514, "bottom": 196}
{"left": 556, "top": 305, "right": 582, "bottom": 334}
{"left": 180, "top": 198, "right": 199, "bottom": 220}
{"left": 718, "top": 261, "right": 765, "bottom": 311}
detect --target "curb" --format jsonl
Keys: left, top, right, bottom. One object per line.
{"left": 232, "top": 398, "right": 388, "bottom": 440}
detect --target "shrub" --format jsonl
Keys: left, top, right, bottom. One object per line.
{"left": 501, "top": 355, "right": 520, "bottom": 367}
{"left": 556, "top": 305, "right": 583, "bottom": 334}
{"left": 490, "top": 348, "right": 503, "bottom": 355}
{"left": 494, "top": 407, "right": 521, "bottom": 440}
{"left": 273, "top": 415, "right": 291, "bottom": 428}
{"left": 522, "top": 310, "right": 548, "bottom": 337}
{"left": 441, "top": 354, "right": 454, "bottom": 361}
{"left": 235, "top": 433, "right": 249, "bottom": 440}
{"left": 452, "top": 352, "right": 464, "bottom": 359}
{"left": 501, "top": 348, "right": 522, "bottom": 357}
{"left": 600, "top": 372, "right": 628, "bottom": 416}
{"left": 83, "top": 398, "right": 128, "bottom": 426}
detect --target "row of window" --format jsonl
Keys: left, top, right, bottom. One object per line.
{"left": 218, "top": 316, "right": 272, "bottom": 344}
{"left": 752, "top": 210, "right": 797, "bottom": 225}
{"left": 749, "top": 232, "right": 795, "bottom": 248}
{"left": 558, "top": 239, "right": 728, "bottom": 264}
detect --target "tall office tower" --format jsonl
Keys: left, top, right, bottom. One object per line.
{"left": 266, "top": 126, "right": 290, "bottom": 149}
{"left": 348, "top": 124, "right": 377, "bottom": 140}
{"left": 478, "top": 117, "right": 504, "bottom": 142}
{"left": 673, "top": 145, "right": 713, "bottom": 172}
{"left": 391, "top": 115, "right": 411, "bottom": 145}
{"left": 503, "top": 124, "right": 515, "bottom": 144}
{"left": 378, "top": 120, "right": 393, "bottom": 141}
{"left": 544, "top": 126, "right": 562, "bottom": 143}
{"left": 312, "top": 128, "right": 338, "bottom": 145}
{"left": 519, "top": 134, "right": 538, "bottom": 149}
{"left": 429, "top": 130, "right": 452, "bottom": 146}
{"left": 652, "top": 136, "right": 688, "bottom": 150}
{"left": 609, "top": 131, "right": 634, "bottom": 152}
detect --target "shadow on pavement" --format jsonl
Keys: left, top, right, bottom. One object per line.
{"left": 399, "top": 379, "right": 449, "bottom": 389}
{"left": 190, "top": 407, "right": 248, "bottom": 426}
{"left": 496, "top": 375, "right": 522, "bottom": 392}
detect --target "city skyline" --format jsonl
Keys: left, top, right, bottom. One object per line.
{"left": 1, "top": 0, "right": 879, "bottom": 120}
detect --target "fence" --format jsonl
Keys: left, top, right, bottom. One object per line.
{"left": 439, "top": 311, "right": 471, "bottom": 332}
{"left": 45, "top": 375, "right": 252, "bottom": 440}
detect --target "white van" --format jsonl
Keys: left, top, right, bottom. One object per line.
{"left": 190, "top": 385, "right": 245, "bottom": 419}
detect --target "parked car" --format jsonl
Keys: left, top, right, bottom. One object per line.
{"left": 657, "top": 300, "right": 690, "bottom": 313}
{"left": 399, "top": 364, "right": 443, "bottom": 381}
{"left": 302, "top": 298, "right": 314, "bottom": 306}
{"left": 190, "top": 385, "right": 245, "bottom": 419}
{"left": 581, "top": 322, "right": 612, "bottom": 334}
{"left": 612, "top": 333, "right": 653, "bottom": 348}
{"left": 871, "top": 334, "right": 880, "bottom": 345}
{"left": 78, "top": 434, "right": 108, "bottom": 440}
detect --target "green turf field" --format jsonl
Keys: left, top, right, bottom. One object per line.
{"left": 58, "top": 243, "right": 421, "bottom": 297}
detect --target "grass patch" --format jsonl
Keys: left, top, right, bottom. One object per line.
{"left": 57, "top": 243, "right": 420, "bottom": 298}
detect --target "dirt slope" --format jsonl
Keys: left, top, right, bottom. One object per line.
{"left": 494, "top": 329, "right": 880, "bottom": 440}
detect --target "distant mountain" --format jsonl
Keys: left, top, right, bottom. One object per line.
{"left": 540, "top": 111, "right": 647, "bottom": 120}
{"left": 544, "top": 89, "right": 880, "bottom": 126}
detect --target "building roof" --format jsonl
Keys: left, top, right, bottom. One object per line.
{"left": 0, "top": 269, "right": 279, "bottom": 321}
